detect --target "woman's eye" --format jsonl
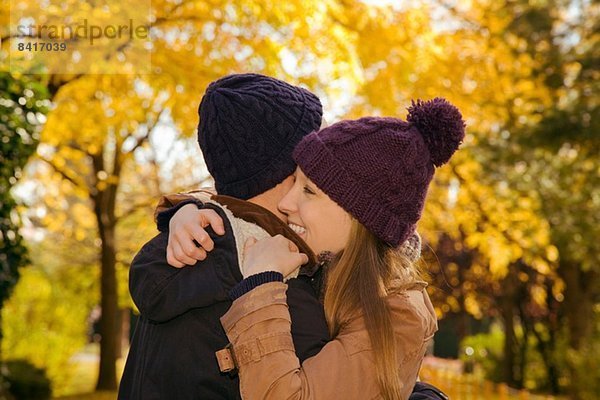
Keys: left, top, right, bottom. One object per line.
{"left": 303, "top": 186, "right": 315, "bottom": 195}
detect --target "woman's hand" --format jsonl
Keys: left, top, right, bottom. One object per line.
{"left": 167, "top": 204, "right": 225, "bottom": 268}
{"left": 243, "top": 235, "right": 308, "bottom": 278}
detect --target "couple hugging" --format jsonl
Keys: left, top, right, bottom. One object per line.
{"left": 119, "top": 73, "right": 464, "bottom": 400}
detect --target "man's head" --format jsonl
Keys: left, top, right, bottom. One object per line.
{"left": 198, "top": 73, "right": 323, "bottom": 214}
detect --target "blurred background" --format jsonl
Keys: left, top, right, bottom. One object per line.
{"left": 0, "top": 0, "right": 598, "bottom": 399}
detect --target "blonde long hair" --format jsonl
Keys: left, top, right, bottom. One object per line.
{"left": 323, "top": 220, "right": 421, "bottom": 400}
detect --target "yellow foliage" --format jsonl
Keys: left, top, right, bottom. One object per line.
{"left": 2, "top": 268, "right": 89, "bottom": 395}
{"left": 5, "top": 2, "right": 589, "bottom": 390}
{"left": 464, "top": 294, "right": 482, "bottom": 319}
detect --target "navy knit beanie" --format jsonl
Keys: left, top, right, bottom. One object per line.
{"left": 293, "top": 98, "right": 465, "bottom": 246}
{"left": 198, "top": 73, "right": 323, "bottom": 199}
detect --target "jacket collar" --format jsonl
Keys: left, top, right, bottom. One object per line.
{"left": 212, "top": 195, "right": 318, "bottom": 276}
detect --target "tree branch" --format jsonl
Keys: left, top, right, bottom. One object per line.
{"left": 38, "top": 156, "right": 87, "bottom": 190}
{"left": 450, "top": 164, "right": 556, "bottom": 268}
{"left": 432, "top": 0, "right": 481, "bottom": 30}
{"left": 122, "top": 108, "right": 167, "bottom": 157}
{"left": 116, "top": 198, "right": 158, "bottom": 222}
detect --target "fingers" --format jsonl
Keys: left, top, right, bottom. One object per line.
{"left": 169, "top": 240, "right": 199, "bottom": 267}
{"left": 198, "top": 209, "right": 225, "bottom": 236}
{"left": 166, "top": 231, "right": 207, "bottom": 267}
{"left": 166, "top": 241, "right": 185, "bottom": 268}
{"left": 298, "top": 252, "right": 309, "bottom": 265}
{"left": 181, "top": 237, "right": 208, "bottom": 261}
{"left": 271, "top": 235, "right": 308, "bottom": 266}
{"left": 286, "top": 252, "right": 308, "bottom": 272}
{"left": 287, "top": 246, "right": 308, "bottom": 266}
{"left": 280, "top": 235, "right": 308, "bottom": 266}
{"left": 273, "top": 234, "right": 299, "bottom": 254}
{"left": 188, "top": 224, "right": 215, "bottom": 252}
{"left": 241, "top": 235, "right": 309, "bottom": 278}
{"left": 287, "top": 240, "right": 299, "bottom": 253}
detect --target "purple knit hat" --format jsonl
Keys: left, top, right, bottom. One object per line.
{"left": 293, "top": 98, "right": 465, "bottom": 246}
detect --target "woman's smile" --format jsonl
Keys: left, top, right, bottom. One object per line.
{"left": 288, "top": 222, "right": 306, "bottom": 237}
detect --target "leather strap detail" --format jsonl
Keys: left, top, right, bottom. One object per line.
{"left": 216, "top": 332, "right": 294, "bottom": 372}
{"left": 216, "top": 344, "right": 236, "bottom": 373}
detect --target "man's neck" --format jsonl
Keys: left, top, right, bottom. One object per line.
{"left": 246, "top": 177, "right": 293, "bottom": 222}
{"left": 248, "top": 195, "right": 287, "bottom": 222}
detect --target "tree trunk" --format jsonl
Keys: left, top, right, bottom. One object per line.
{"left": 517, "top": 318, "right": 527, "bottom": 389}
{"left": 562, "top": 265, "right": 594, "bottom": 350}
{"left": 544, "top": 281, "right": 561, "bottom": 394}
{"left": 86, "top": 136, "right": 124, "bottom": 391}
{"left": 501, "top": 295, "right": 517, "bottom": 387}
{"left": 531, "top": 321, "right": 561, "bottom": 394}
{"left": 94, "top": 207, "right": 118, "bottom": 391}
{"left": 559, "top": 261, "right": 596, "bottom": 399}
{"left": 500, "top": 265, "right": 520, "bottom": 388}
{"left": 0, "top": 312, "right": 5, "bottom": 399}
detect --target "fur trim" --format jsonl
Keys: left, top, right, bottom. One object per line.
{"left": 204, "top": 199, "right": 300, "bottom": 281}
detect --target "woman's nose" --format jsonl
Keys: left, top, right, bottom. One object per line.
{"left": 278, "top": 187, "right": 297, "bottom": 215}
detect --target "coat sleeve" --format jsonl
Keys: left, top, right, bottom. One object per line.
{"left": 153, "top": 190, "right": 214, "bottom": 222}
{"left": 220, "top": 283, "right": 374, "bottom": 400}
{"left": 221, "top": 282, "right": 429, "bottom": 400}
{"left": 130, "top": 204, "right": 243, "bottom": 322}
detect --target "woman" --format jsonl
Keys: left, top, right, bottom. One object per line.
{"left": 218, "top": 98, "right": 465, "bottom": 399}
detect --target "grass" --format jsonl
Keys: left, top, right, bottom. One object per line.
{"left": 54, "top": 392, "right": 117, "bottom": 400}
{"left": 52, "top": 345, "right": 123, "bottom": 399}
{"left": 420, "top": 363, "right": 563, "bottom": 400}
{"left": 54, "top": 351, "right": 562, "bottom": 399}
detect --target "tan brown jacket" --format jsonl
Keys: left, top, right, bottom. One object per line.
{"left": 220, "top": 281, "right": 438, "bottom": 400}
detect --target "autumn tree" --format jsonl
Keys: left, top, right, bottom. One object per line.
{"left": 2, "top": 0, "right": 597, "bottom": 396}
{"left": 0, "top": 72, "right": 48, "bottom": 368}
{"left": 332, "top": 0, "right": 598, "bottom": 396}
{"left": 481, "top": 1, "right": 600, "bottom": 397}
{"left": 36, "top": 75, "right": 177, "bottom": 390}
{"left": 2, "top": 0, "right": 359, "bottom": 390}
{"left": 2, "top": 130, "right": 207, "bottom": 394}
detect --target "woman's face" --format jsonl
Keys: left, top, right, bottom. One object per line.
{"left": 278, "top": 167, "right": 352, "bottom": 255}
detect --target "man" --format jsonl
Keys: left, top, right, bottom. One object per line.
{"left": 118, "top": 74, "right": 329, "bottom": 399}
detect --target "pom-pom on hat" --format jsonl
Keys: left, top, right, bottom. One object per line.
{"left": 293, "top": 98, "right": 465, "bottom": 246}
{"left": 198, "top": 73, "right": 323, "bottom": 200}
